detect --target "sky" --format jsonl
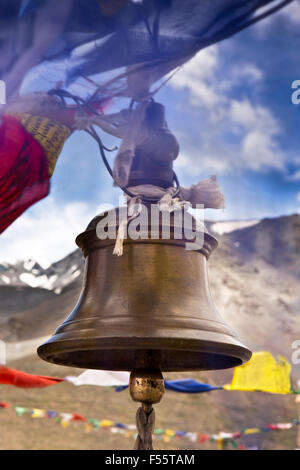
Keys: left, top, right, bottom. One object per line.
{"left": 0, "top": 1, "right": 300, "bottom": 266}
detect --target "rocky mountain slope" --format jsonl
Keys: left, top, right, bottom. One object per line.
{"left": 222, "top": 214, "right": 300, "bottom": 277}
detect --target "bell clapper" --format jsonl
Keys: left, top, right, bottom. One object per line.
{"left": 129, "top": 369, "right": 165, "bottom": 450}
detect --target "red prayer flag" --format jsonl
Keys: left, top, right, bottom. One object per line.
{"left": 71, "top": 413, "right": 87, "bottom": 422}
{"left": 0, "top": 366, "right": 63, "bottom": 388}
{"left": 0, "top": 402, "right": 10, "bottom": 408}
{"left": 268, "top": 424, "right": 278, "bottom": 430}
{"left": 0, "top": 114, "right": 50, "bottom": 234}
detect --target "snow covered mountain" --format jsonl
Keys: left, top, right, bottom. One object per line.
{"left": 0, "top": 249, "right": 84, "bottom": 294}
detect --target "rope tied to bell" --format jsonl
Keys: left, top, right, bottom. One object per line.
{"left": 113, "top": 185, "right": 189, "bottom": 256}
{"left": 113, "top": 195, "right": 143, "bottom": 256}
{"left": 134, "top": 406, "right": 156, "bottom": 450}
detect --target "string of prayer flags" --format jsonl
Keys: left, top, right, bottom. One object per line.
{"left": 66, "top": 370, "right": 222, "bottom": 393}
{"left": 2, "top": 399, "right": 298, "bottom": 446}
{"left": 1, "top": 352, "right": 298, "bottom": 395}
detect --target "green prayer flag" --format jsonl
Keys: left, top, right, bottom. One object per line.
{"left": 14, "top": 406, "right": 27, "bottom": 416}
{"left": 230, "top": 439, "right": 238, "bottom": 449}
{"left": 88, "top": 418, "right": 100, "bottom": 429}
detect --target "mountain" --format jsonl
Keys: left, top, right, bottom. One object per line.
{"left": 220, "top": 214, "right": 300, "bottom": 277}
{"left": 0, "top": 249, "right": 84, "bottom": 293}
{"left": 0, "top": 214, "right": 299, "bottom": 449}
{"left": 208, "top": 214, "right": 299, "bottom": 357}
{"left": 0, "top": 249, "right": 84, "bottom": 341}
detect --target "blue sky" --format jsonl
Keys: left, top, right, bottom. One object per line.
{"left": 1, "top": 1, "right": 299, "bottom": 265}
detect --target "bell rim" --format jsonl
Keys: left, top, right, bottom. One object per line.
{"left": 37, "top": 335, "right": 252, "bottom": 372}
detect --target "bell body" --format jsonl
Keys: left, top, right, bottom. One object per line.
{"left": 38, "top": 207, "right": 251, "bottom": 371}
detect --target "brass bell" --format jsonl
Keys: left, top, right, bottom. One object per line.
{"left": 38, "top": 206, "right": 251, "bottom": 371}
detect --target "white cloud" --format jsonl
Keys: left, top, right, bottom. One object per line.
{"left": 229, "top": 100, "right": 272, "bottom": 130}
{"left": 0, "top": 198, "right": 99, "bottom": 266}
{"left": 241, "top": 129, "right": 284, "bottom": 171}
{"left": 174, "top": 151, "right": 230, "bottom": 178}
{"left": 237, "top": 64, "right": 264, "bottom": 83}
{"left": 229, "top": 99, "right": 284, "bottom": 171}
{"left": 173, "top": 47, "right": 219, "bottom": 83}
{"left": 169, "top": 51, "right": 284, "bottom": 176}
{"left": 171, "top": 46, "right": 220, "bottom": 109}
{"left": 171, "top": 47, "right": 263, "bottom": 109}
{"left": 220, "top": 64, "right": 263, "bottom": 94}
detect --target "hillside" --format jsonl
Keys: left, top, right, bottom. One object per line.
{"left": 222, "top": 214, "right": 300, "bottom": 277}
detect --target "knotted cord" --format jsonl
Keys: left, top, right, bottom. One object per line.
{"left": 134, "top": 406, "right": 156, "bottom": 451}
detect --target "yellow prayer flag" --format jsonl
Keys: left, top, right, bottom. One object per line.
{"left": 244, "top": 428, "right": 261, "bottom": 435}
{"left": 61, "top": 419, "right": 70, "bottom": 428}
{"left": 100, "top": 419, "right": 114, "bottom": 428}
{"left": 217, "top": 438, "right": 224, "bottom": 450}
{"left": 224, "top": 351, "right": 291, "bottom": 394}
{"left": 31, "top": 409, "right": 46, "bottom": 418}
{"left": 165, "top": 429, "right": 175, "bottom": 437}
